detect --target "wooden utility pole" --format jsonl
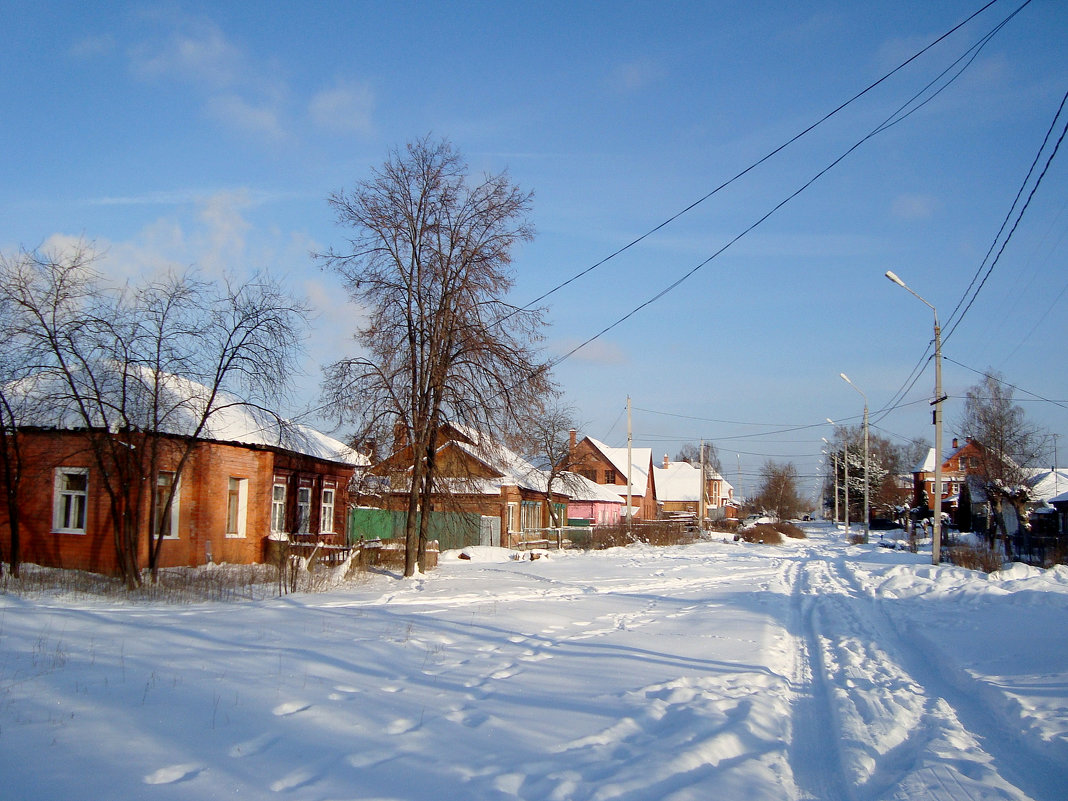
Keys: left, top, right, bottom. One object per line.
{"left": 699, "top": 440, "right": 707, "bottom": 528}
{"left": 626, "top": 395, "right": 633, "bottom": 531}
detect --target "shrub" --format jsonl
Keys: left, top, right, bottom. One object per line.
{"left": 945, "top": 545, "right": 1003, "bottom": 573}
{"left": 735, "top": 524, "right": 784, "bottom": 545}
{"left": 575, "top": 521, "right": 698, "bottom": 550}
{"left": 779, "top": 522, "right": 806, "bottom": 539}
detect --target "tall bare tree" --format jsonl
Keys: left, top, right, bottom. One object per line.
{"left": 515, "top": 401, "right": 586, "bottom": 527}
{"left": 959, "top": 369, "right": 1047, "bottom": 547}
{"left": 754, "top": 460, "right": 803, "bottom": 520}
{"left": 4, "top": 243, "right": 308, "bottom": 587}
{"left": 320, "top": 138, "right": 550, "bottom": 574}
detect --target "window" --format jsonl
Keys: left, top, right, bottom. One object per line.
{"left": 507, "top": 502, "right": 519, "bottom": 533}
{"left": 320, "top": 487, "right": 336, "bottom": 534}
{"left": 521, "top": 500, "right": 540, "bottom": 531}
{"left": 604, "top": 470, "right": 617, "bottom": 484}
{"left": 579, "top": 469, "right": 597, "bottom": 482}
{"left": 271, "top": 482, "right": 287, "bottom": 534}
{"left": 296, "top": 486, "right": 312, "bottom": 534}
{"left": 53, "top": 468, "right": 88, "bottom": 534}
{"left": 226, "top": 477, "right": 248, "bottom": 538}
{"left": 154, "top": 471, "right": 180, "bottom": 539}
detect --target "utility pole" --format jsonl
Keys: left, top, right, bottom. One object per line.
{"left": 699, "top": 440, "right": 707, "bottom": 529}
{"left": 626, "top": 395, "right": 633, "bottom": 531}
{"left": 844, "top": 442, "right": 850, "bottom": 537}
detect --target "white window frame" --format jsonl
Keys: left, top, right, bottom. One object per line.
{"left": 521, "top": 500, "right": 540, "bottom": 532}
{"left": 226, "top": 477, "right": 249, "bottom": 538}
{"left": 296, "top": 485, "right": 312, "bottom": 535}
{"left": 507, "top": 502, "right": 519, "bottom": 533}
{"left": 271, "top": 481, "right": 288, "bottom": 534}
{"left": 155, "top": 471, "right": 181, "bottom": 540}
{"left": 320, "top": 486, "right": 336, "bottom": 535}
{"left": 53, "top": 467, "right": 89, "bottom": 534}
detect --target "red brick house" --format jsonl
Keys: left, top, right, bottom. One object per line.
{"left": 1, "top": 400, "right": 363, "bottom": 576}
{"left": 911, "top": 437, "right": 986, "bottom": 520}
{"left": 372, "top": 422, "right": 571, "bottom": 547}
{"left": 567, "top": 432, "right": 657, "bottom": 520}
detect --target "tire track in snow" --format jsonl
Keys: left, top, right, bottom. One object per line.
{"left": 834, "top": 556, "right": 1068, "bottom": 801}
{"left": 803, "top": 551, "right": 1035, "bottom": 801}
{"left": 785, "top": 556, "right": 852, "bottom": 801}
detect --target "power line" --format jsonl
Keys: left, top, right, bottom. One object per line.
{"left": 510, "top": 0, "right": 1012, "bottom": 319}
{"left": 943, "top": 89, "right": 1068, "bottom": 344}
{"left": 541, "top": 4, "right": 1025, "bottom": 377}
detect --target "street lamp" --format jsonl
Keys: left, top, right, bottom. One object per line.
{"left": 828, "top": 418, "right": 849, "bottom": 536}
{"left": 841, "top": 373, "right": 870, "bottom": 543}
{"left": 886, "top": 270, "right": 944, "bottom": 565}
{"left": 822, "top": 438, "right": 839, "bottom": 525}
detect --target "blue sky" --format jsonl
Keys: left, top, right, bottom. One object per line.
{"left": 3, "top": 1, "right": 1066, "bottom": 498}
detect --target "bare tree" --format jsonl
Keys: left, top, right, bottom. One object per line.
{"left": 515, "top": 401, "right": 585, "bottom": 527}
{"left": 0, "top": 256, "right": 40, "bottom": 577}
{"left": 754, "top": 460, "right": 803, "bottom": 520}
{"left": 959, "top": 369, "right": 1048, "bottom": 548}
{"left": 4, "top": 243, "right": 309, "bottom": 587}
{"left": 320, "top": 138, "right": 551, "bottom": 575}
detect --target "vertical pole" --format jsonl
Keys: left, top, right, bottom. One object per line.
{"left": 699, "top": 440, "right": 707, "bottom": 529}
{"left": 844, "top": 443, "right": 850, "bottom": 536}
{"left": 863, "top": 402, "right": 870, "bottom": 543}
{"left": 626, "top": 395, "right": 633, "bottom": 531}
{"left": 833, "top": 452, "right": 839, "bottom": 524}
{"left": 933, "top": 318, "right": 943, "bottom": 565}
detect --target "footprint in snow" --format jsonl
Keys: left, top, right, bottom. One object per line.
{"left": 272, "top": 700, "right": 311, "bottom": 716}
{"left": 143, "top": 763, "right": 202, "bottom": 785}
{"left": 387, "top": 717, "right": 418, "bottom": 735}
{"left": 228, "top": 733, "right": 277, "bottom": 758}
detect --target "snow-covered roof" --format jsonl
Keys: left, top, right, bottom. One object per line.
{"left": 653, "top": 461, "right": 703, "bottom": 503}
{"left": 1025, "top": 469, "right": 1068, "bottom": 503}
{"left": 911, "top": 447, "right": 936, "bottom": 474}
{"left": 586, "top": 437, "right": 651, "bottom": 497}
{"left": 448, "top": 437, "right": 549, "bottom": 494}
{"left": 564, "top": 472, "right": 626, "bottom": 504}
{"left": 7, "top": 369, "right": 366, "bottom": 467}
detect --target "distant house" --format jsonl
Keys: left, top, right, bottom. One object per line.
{"left": 567, "top": 432, "right": 657, "bottom": 520}
{"left": 372, "top": 422, "right": 570, "bottom": 547}
{"left": 0, "top": 377, "right": 364, "bottom": 576}
{"left": 911, "top": 437, "right": 986, "bottom": 520}
{"left": 564, "top": 473, "right": 625, "bottom": 526}
{"left": 652, "top": 455, "right": 735, "bottom": 520}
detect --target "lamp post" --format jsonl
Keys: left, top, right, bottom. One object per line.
{"left": 841, "top": 373, "right": 870, "bottom": 543}
{"left": 886, "top": 270, "right": 944, "bottom": 565}
{"left": 829, "top": 419, "right": 850, "bottom": 535}
{"left": 822, "top": 438, "right": 839, "bottom": 525}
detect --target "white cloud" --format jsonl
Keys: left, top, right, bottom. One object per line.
{"left": 128, "top": 13, "right": 291, "bottom": 145}
{"left": 70, "top": 33, "right": 116, "bottom": 60}
{"left": 308, "top": 80, "right": 375, "bottom": 135}
{"left": 130, "top": 18, "right": 243, "bottom": 89}
{"left": 891, "top": 193, "right": 938, "bottom": 220}
{"left": 206, "top": 94, "right": 288, "bottom": 142}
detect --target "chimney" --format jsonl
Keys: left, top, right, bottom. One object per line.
{"left": 569, "top": 429, "right": 576, "bottom": 450}
{"left": 952, "top": 437, "right": 958, "bottom": 450}
{"left": 663, "top": 453, "right": 670, "bottom": 469}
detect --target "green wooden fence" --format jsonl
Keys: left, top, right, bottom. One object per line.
{"left": 347, "top": 507, "right": 484, "bottom": 552}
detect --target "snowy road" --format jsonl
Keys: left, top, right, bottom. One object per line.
{"left": 2, "top": 523, "right": 1067, "bottom": 800}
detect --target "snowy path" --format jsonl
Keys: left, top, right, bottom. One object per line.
{"left": 2, "top": 525, "right": 1067, "bottom": 800}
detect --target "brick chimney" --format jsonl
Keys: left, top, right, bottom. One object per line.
{"left": 663, "top": 453, "right": 670, "bottom": 469}
{"left": 952, "top": 437, "right": 959, "bottom": 450}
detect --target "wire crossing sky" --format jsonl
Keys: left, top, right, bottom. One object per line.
{"left": 2, "top": 0, "right": 1066, "bottom": 495}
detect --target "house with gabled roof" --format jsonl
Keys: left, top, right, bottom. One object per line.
{"left": 652, "top": 455, "right": 736, "bottom": 520}
{"left": 566, "top": 431, "right": 657, "bottom": 520}
{"left": 373, "top": 422, "right": 571, "bottom": 547}
{"left": 0, "top": 372, "right": 365, "bottom": 576}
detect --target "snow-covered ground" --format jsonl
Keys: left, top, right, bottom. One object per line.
{"left": 2, "top": 523, "right": 1067, "bottom": 800}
